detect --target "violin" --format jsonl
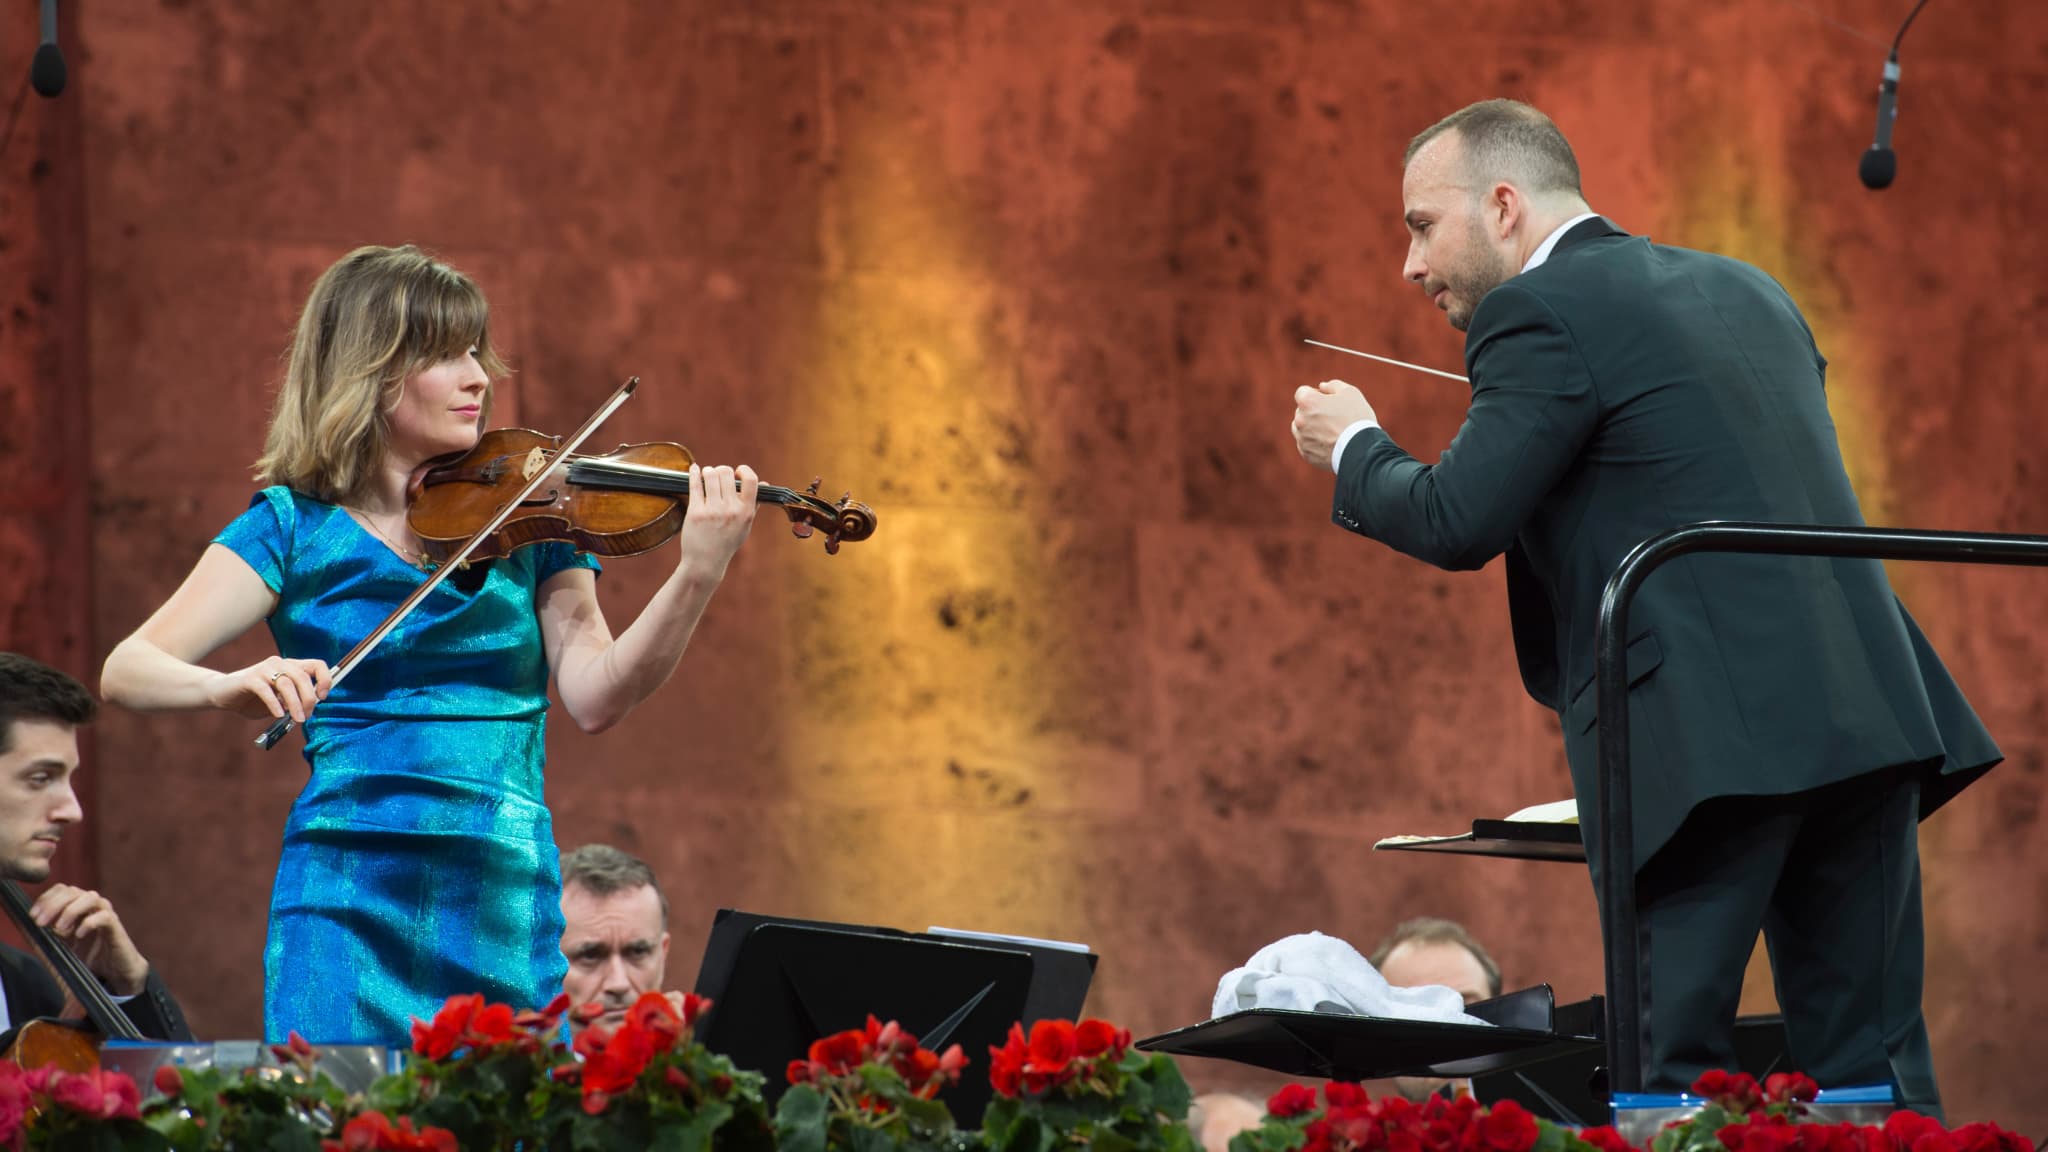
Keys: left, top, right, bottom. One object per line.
{"left": 0, "top": 877, "right": 144, "bottom": 1073}
{"left": 256, "top": 377, "right": 873, "bottom": 750}
{"left": 405, "top": 428, "right": 877, "bottom": 565}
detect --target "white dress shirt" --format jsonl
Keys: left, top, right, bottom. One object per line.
{"left": 1327, "top": 212, "right": 1603, "bottom": 475}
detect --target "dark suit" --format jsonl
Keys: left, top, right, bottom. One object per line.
{"left": 0, "top": 941, "right": 193, "bottom": 1042}
{"left": 1332, "top": 217, "right": 1998, "bottom": 1113}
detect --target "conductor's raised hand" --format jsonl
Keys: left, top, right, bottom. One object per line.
{"left": 1291, "top": 379, "right": 1377, "bottom": 473}
{"left": 678, "top": 463, "right": 760, "bottom": 578}
{"left": 204, "top": 656, "right": 333, "bottom": 722}
{"left": 33, "top": 883, "right": 149, "bottom": 997}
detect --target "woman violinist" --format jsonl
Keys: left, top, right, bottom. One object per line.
{"left": 99, "top": 245, "right": 759, "bottom": 1043}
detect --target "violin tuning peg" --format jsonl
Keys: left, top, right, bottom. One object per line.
{"left": 790, "top": 522, "right": 815, "bottom": 539}
{"left": 837, "top": 491, "right": 852, "bottom": 508}
{"left": 824, "top": 534, "right": 842, "bottom": 556}
{"left": 805, "top": 477, "right": 823, "bottom": 497}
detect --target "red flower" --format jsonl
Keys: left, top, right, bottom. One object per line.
{"left": 1268, "top": 1084, "right": 1319, "bottom": 1118}
{"left": 409, "top": 994, "right": 482, "bottom": 1060}
{"left": 1720, "top": 1116, "right": 1803, "bottom": 1152}
{"left": 1886, "top": 1113, "right": 1952, "bottom": 1152}
{"left": 1764, "top": 1073, "right": 1820, "bottom": 1104}
{"left": 989, "top": 1024, "right": 1027, "bottom": 1098}
{"left": 573, "top": 998, "right": 673, "bottom": 1111}
{"left": 152, "top": 1063, "right": 185, "bottom": 1097}
{"left": 787, "top": 1059, "right": 813, "bottom": 1086}
{"left": 29, "top": 1067, "right": 139, "bottom": 1122}
{"left": 1075, "top": 1018, "right": 1128, "bottom": 1060}
{"left": 335, "top": 1112, "right": 458, "bottom": 1152}
{"left": 1578, "top": 1126, "right": 1638, "bottom": 1152}
{"left": 808, "top": 1030, "right": 870, "bottom": 1076}
{"left": 1694, "top": 1070, "right": 1764, "bottom": 1112}
{"left": 1325, "top": 1082, "right": 1371, "bottom": 1109}
{"left": 897, "top": 1044, "right": 962, "bottom": 1099}
{"left": 467, "top": 1002, "right": 516, "bottom": 1047}
{"left": 1027, "top": 1019, "right": 1079, "bottom": 1077}
{"left": 680, "top": 992, "right": 712, "bottom": 1028}
{"left": 1950, "top": 1124, "right": 2033, "bottom": 1152}
{"left": 625, "top": 991, "right": 683, "bottom": 1052}
{"left": 1477, "top": 1099, "right": 1538, "bottom": 1152}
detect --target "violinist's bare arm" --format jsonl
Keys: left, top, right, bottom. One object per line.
{"left": 32, "top": 884, "right": 148, "bottom": 997}
{"left": 100, "top": 543, "right": 332, "bottom": 722}
{"left": 538, "top": 462, "right": 759, "bottom": 735}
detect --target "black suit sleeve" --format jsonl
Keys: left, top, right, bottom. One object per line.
{"left": 1333, "top": 283, "right": 1597, "bottom": 570}
{"left": 120, "top": 969, "right": 194, "bottom": 1042}
{"left": 0, "top": 944, "right": 68, "bottom": 1023}
{"left": 0, "top": 945, "right": 193, "bottom": 1042}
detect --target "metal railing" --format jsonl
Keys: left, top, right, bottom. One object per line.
{"left": 1594, "top": 521, "right": 2048, "bottom": 1093}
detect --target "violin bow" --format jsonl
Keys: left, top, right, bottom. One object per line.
{"left": 254, "top": 377, "right": 641, "bottom": 750}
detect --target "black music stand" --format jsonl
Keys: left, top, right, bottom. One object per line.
{"left": 691, "top": 910, "right": 1096, "bottom": 1125}
{"left": 1137, "top": 984, "right": 1601, "bottom": 1082}
{"left": 1373, "top": 819, "right": 1586, "bottom": 863}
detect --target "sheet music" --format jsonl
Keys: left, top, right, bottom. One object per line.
{"left": 925, "top": 926, "right": 1092, "bottom": 954}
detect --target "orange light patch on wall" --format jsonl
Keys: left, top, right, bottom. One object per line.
{"left": 778, "top": 94, "right": 1094, "bottom": 939}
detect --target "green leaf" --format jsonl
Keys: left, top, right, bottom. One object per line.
{"left": 900, "top": 1096, "right": 956, "bottom": 1134}
{"left": 776, "top": 1085, "right": 831, "bottom": 1152}
{"left": 1091, "top": 1127, "right": 1140, "bottom": 1152}
{"left": 850, "top": 1125, "right": 903, "bottom": 1152}
{"left": 1141, "top": 1056, "right": 1192, "bottom": 1122}
{"left": 995, "top": 1109, "right": 1060, "bottom": 1152}
{"left": 649, "top": 1109, "right": 727, "bottom": 1152}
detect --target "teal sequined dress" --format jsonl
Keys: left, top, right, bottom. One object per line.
{"left": 215, "top": 486, "right": 599, "bottom": 1043}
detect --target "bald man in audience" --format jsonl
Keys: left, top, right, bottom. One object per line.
{"left": 1371, "top": 917, "right": 1502, "bottom": 1102}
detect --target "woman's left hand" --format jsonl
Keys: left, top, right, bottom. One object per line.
{"left": 678, "top": 463, "right": 759, "bottom": 577}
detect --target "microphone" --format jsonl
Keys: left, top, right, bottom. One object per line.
{"left": 1859, "top": 0, "right": 1934, "bottom": 190}
{"left": 1858, "top": 54, "right": 1900, "bottom": 189}
{"left": 30, "top": 0, "right": 66, "bottom": 98}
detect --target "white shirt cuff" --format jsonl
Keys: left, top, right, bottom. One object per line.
{"left": 1330, "top": 418, "right": 1380, "bottom": 475}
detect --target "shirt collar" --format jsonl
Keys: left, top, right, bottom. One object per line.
{"left": 1521, "top": 212, "right": 1603, "bottom": 273}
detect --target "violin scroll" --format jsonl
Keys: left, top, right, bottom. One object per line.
{"left": 782, "top": 477, "right": 876, "bottom": 555}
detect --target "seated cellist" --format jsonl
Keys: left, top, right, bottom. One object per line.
{"left": 0, "top": 653, "right": 190, "bottom": 1045}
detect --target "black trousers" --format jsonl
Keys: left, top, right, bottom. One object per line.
{"left": 1634, "top": 766, "right": 1938, "bottom": 1118}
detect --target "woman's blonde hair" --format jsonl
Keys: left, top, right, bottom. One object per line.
{"left": 255, "top": 244, "right": 507, "bottom": 505}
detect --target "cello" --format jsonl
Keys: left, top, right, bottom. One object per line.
{"left": 0, "top": 877, "right": 145, "bottom": 1072}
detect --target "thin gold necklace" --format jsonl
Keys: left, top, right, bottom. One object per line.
{"left": 347, "top": 507, "right": 429, "bottom": 569}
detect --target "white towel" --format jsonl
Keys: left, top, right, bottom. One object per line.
{"left": 1210, "top": 931, "right": 1491, "bottom": 1026}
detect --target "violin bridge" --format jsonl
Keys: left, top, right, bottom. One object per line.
{"left": 522, "top": 447, "right": 548, "bottom": 481}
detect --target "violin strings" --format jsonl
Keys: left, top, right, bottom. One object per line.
{"left": 552, "top": 453, "right": 808, "bottom": 501}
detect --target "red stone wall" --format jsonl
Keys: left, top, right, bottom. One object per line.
{"left": 2, "top": 0, "right": 2043, "bottom": 1133}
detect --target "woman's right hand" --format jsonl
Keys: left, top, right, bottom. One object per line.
{"left": 205, "top": 657, "right": 333, "bottom": 722}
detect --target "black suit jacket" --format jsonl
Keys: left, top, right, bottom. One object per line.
{"left": 1334, "top": 217, "right": 2000, "bottom": 874}
{"left": 0, "top": 941, "right": 193, "bottom": 1042}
